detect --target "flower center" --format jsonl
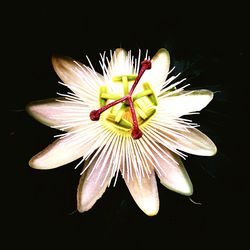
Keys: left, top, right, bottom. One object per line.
{"left": 90, "top": 60, "right": 157, "bottom": 139}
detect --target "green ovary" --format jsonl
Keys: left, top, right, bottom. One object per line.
{"left": 99, "top": 75, "right": 158, "bottom": 136}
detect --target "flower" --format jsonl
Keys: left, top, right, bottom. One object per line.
{"left": 27, "top": 48, "right": 217, "bottom": 216}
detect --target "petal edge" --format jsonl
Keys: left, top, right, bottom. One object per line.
{"left": 154, "top": 147, "right": 193, "bottom": 196}
{"left": 123, "top": 171, "right": 159, "bottom": 216}
{"left": 174, "top": 127, "right": 217, "bottom": 156}
{"left": 159, "top": 89, "right": 214, "bottom": 117}
{"left": 77, "top": 152, "right": 111, "bottom": 213}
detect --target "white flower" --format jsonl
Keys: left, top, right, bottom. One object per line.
{"left": 27, "top": 48, "right": 217, "bottom": 216}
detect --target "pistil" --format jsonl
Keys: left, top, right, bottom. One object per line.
{"left": 90, "top": 60, "right": 152, "bottom": 139}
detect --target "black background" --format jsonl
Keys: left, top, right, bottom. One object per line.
{"left": 5, "top": 2, "right": 248, "bottom": 248}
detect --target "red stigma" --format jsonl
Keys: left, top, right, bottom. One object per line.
{"left": 132, "top": 128, "right": 143, "bottom": 140}
{"left": 89, "top": 110, "right": 100, "bottom": 121}
{"left": 141, "top": 60, "right": 151, "bottom": 70}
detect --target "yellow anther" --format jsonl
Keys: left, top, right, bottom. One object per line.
{"left": 112, "top": 75, "right": 138, "bottom": 96}
{"left": 142, "top": 82, "right": 158, "bottom": 106}
{"left": 100, "top": 93, "right": 122, "bottom": 100}
{"left": 99, "top": 86, "right": 108, "bottom": 107}
{"left": 134, "top": 98, "right": 156, "bottom": 120}
{"left": 106, "top": 113, "right": 132, "bottom": 130}
{"left": 112, "top": 75, "right": 137, "bottom": 82}
{"left": 134, "top": 104, "right": 148, "bottom": 120}
{"left": 122, "top": 75, "right": 129, "bottom": 95}
{"left": 144, "top": 107, "right": 156, "bottom": 119}
{"left": 114, "top": 108, "right": 124, "bottom": 123}
{"left": 133, "top": 89, "right": 153, "bottom": 101}
{"left": 119, "top": 118, "right": 133, "bottom": 129}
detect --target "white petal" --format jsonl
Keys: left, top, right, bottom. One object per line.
{"left": 138, "top": 48, "right": 170, "bottom": 95}
{"left": 159, "top": 89, "right": 214, "bottom": 117}
{"left": 154, "top": 146, "right": 193, "bottom": 195}
{"left": 108, "top": 48, "right": 131, "bottom": 77}
{"left": 172, "top": 127, "right": 217, "bottom": 156}
{"left": 52, "top": 55, "right": 103, "bottom": 106}
{"left": 29, "top": 129, "right": 102, "bottom": 170}
{"left": 77, "top": 152, "right": 111, "bottom": 213}
{"left": 123, "top": 170, "right": 159, "bottom": 216}
{"left": 26, "top": 98, "right": 88, "bottom": 130}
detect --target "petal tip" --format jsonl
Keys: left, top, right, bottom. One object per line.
{"left": 137, "top": 192, "right": 160, "bottom": 216}
{"left": 113, "top": 48, "right": 127, "bottom": 57}
{"left": 200, "top": 138, "right": 217, "bottom": 156}
{"left": 25, "top": 101, "right": 42, "bottom": 119}
{"left": 154, "top": 48, "right": 170, "bottom": 64}
{"left": 76, "top": 204, "right": 89, "bottom": 213}
{"left": 191, "top": 89, "right": 214, "bottom": 111}
{"left": 77, "top": 172, "right": 109, "bottom": 214}
{"left": 140, "top": 199, "right": 159, "bottom": 216}
{"left": 199, "top": 89, "right": 214, "bottom": 108}
{"left": 51, "top": 54, "right": 74, "bottom": 76}
{"left": 76, "top": 199, "right": 96, "bottom": 213}
{"left": 208, "top": 143, "right": 217, "bottom": 156}
{"left": 28, "top": 152, "right": 61, "bottom": 170}
{"left": 77, "top": 188, "right": 93, "bottom": 213}
{"left": 51, "top": 54, "right": 65, "bottom": 67}
{"left": 181, "top": 183, "right": 194, "bottom": 196}
{"left": 28, "top": 155, "right": 43, "bottom": 170}
{"left": 144, "top": 206, "right": 159, "bottom": 216}
{"left": 172, "top": 176, "right": 194, "bottom": 196}
{"left": 25, "top": 101, "right": 37, "bottom": 117}
{"left": 76, "top": 194, "right": 101, "bottom": 214}
{"left": 158, "top": 48, "right": 170, "bottom": 57}
{"left": 25, "top": 100, "right": 52, "bottom": 126}
{"left": 28, "top": 154, "right": 51, "bottom": 170}
{"left": 205, "top": 89, "right": 214, "bottom": 102}
{"left": 161, "top": 179, "right": 193, "bottom": 197}
{"left": 51, "top": 54, "right": 62, "bottom": 70}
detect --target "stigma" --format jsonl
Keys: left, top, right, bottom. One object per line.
{"left": 90, "top": 60, "right": 154, "bottom": 140}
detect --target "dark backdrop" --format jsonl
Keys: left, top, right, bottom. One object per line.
{"left": 5, "top": 2, "right": 248, "bottom": 248}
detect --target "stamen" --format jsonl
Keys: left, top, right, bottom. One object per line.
{"left": 90, "top": 60, "right": 152, "bottom": 139}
